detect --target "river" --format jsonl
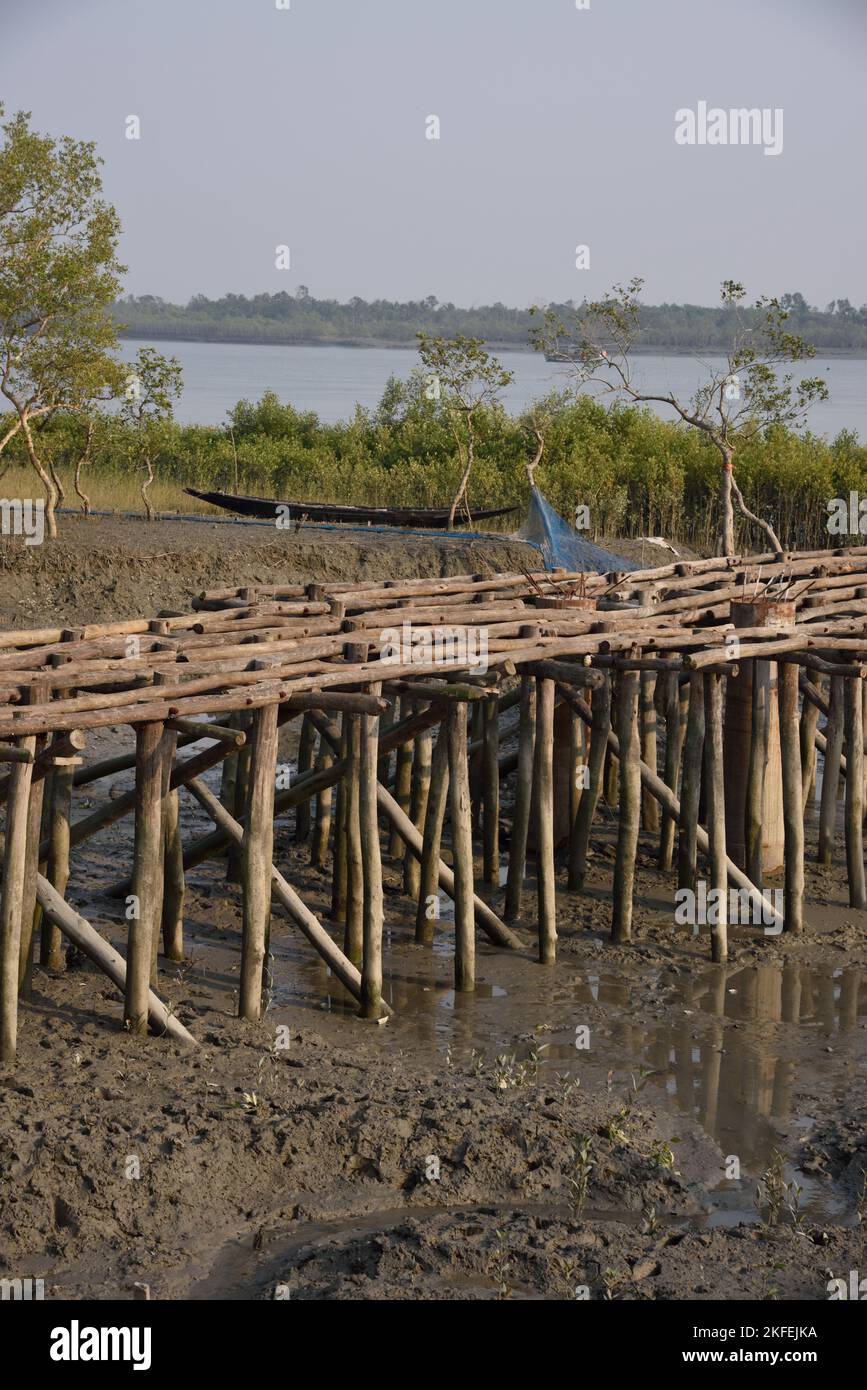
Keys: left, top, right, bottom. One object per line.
{"left": 119, "top": 338, "right": 867, "bottom": 439}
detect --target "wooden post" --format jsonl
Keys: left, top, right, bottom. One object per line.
{"left": 447, "top": 701, "right": 475, "bottom": 991}
{"left": 481, "top": 696, "right": 500, "bottom": 886}
{"left": 611, "top": 669, "right": 640, "bottom": 944}
{"left": 310, "top": 747, "right": 334, "bottom": 867}
{"left": 185, "top": 777, "right": 391, "bottom": 1019}
{"left": 415, "top": 726, "right": 449, "bottom": 945}
{"left": 0, "top": 738, "right": 35, "bottom": 1061}
{"left": 658, "top": 672, "right": 688, "bottom": 871}
{"left": 799, "top": 692, "right": 820, "bottom": 815}
{"left": 778, "top": 662, "right": 804, "bottom": 934}
{"left": 504, "top": 671, "right": 536, "bottom": 918}
{"left": 504, "top": 624, "right": 538, "bottom": 920}
{"left": 343, "top": 630, "right": 368, "bottom": 965}
{"left": 227, "top": 712, "right": 251, "bottom": 883}
{"left": 389, "top": 696, "right": 413, "bottom": 859}
{"left": 344, "top": 709, "right": 363, "bottom": 966}
{"left": 161, "top": 772, "right": 186, "bottom": 963}
{"left": 43, "top": 735, "right": 78, "bottom": 969}
{"left": 18, "top": 680, "right": 50, "bottom": 994}
{"left": 640, "top": 671, "right": 660, "bottom": 833}
{"left": 404, "top": 720, "right": 432, "bottom": 900}
{"left": 125, "top": 721, "right": 166, "bottom": 1036}
{"left": 724, "top": 599, "right": 792, "bottom": 874}
{"left": 219, "top": 712, "right": 239, "bottom": 862}
{"left": 704, "top": 673, "right": 728, "bottom": 964}
{"left": 843, "top": 675, "right": 866, "bottom": 910}
{"left": 359, "top": 685, "right": 384, "bottom": 1019}
{"left": 239, "top": 699, "right": 279, "bottom": 1020}
{"left": 818, "top": 675, "right": 843, "bottom": 865}
{"left": 331, "top": 717, "right": 348, "bottom": 922}
{"left": 745, "top": 656, "right": 771, "bottom": 889}
{"left": 570, "top": 708, "right": 585, "bottom": 826}
{"left": 678, "top": 672, "right": 705, "bottom": 895}
{"left": 294, "top": 715, "right": 316, "bottom": 842}
{"left": 568, "top": 673, "right": 611, "bottom": 891}
{"left": 534, "top": 676, "right": 557, "bottom": 963}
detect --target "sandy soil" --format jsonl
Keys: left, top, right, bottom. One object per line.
{"left": 0, "top": 528, "right": 862, "bottom": 1303}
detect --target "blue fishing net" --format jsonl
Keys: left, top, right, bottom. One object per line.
{"left": 516, "top": 487, "right": 638, "bottom": 573}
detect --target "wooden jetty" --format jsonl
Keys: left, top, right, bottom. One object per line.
{"left": 3, "top": 545, "right": 867, "bottom": 1062}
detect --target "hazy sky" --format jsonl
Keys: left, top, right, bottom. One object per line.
{"left": 3, "top": 0, "right": 866, "bottom": 308}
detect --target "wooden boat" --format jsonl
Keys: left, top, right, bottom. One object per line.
{"left": 184, "top": 488, "right": 519, "bottom": 530}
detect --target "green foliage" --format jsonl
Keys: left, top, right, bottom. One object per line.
{"left": 0, "top": 104, "right": 125, "bottom": 427}
{"left": 1, "top": 385, "right": 865, "bottom": 551}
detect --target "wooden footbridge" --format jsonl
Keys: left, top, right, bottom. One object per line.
{"left": 2, "top": 545, "right": 867, "bottom": 1061}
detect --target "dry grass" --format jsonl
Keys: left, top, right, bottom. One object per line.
{"left": 0, "top": 466, "right": 214, "bottom": 517}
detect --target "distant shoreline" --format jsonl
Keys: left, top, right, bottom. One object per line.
{"left": 116, "top": 330, "right": 867, "bottom": 360}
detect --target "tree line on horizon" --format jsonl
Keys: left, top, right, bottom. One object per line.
{"left": 113, "top": 289, "right": 867, "bottom": 353}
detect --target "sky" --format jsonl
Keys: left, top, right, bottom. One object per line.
{"left": 2, "top": 0, "right": 866, "bottom": 310}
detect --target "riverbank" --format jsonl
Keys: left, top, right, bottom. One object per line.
{"left": 0, "top": 526, "right": 863, "bottom": 1300}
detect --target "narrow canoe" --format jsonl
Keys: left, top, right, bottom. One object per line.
{"left": 184, "top": 488, "right": 518, "bottom": 529}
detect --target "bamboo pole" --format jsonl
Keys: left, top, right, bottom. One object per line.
{"left": 481, "top": 696, "right": 500, "bottom": 886}
{"left": 678, "top": 672, "right": 705, "bottom": 895}
{"left": 161, "top": 767, "right": 186, "bottom": 963}
{"left": 414, "top": 729, "right": 450, "bottom": 945}
{"left": 294, "top": 715, "right": 316, "bottom": 842}
{"left": 35, "top": 875, "right": 196, "bottom": 1046}
{"left": 228, "top": 711, "right": 252, "bottom": 884}
{"left": 124, "top": 722, "right": 166, "bottom": 1035}
{"left": 568, "top": 674, "right": 610, "bottom": 891}
{"left": 843, "top": 675, "right": 867, "bottom": 909}
{"left": 704, "top": 674, "right": 728, "bottom": 964}
{"left": 778, "top": 663, "right": 804, "bottom": 934}
{"left": 745, "top": 659, "right": 771, "bottom": 888}
{"left": 183, "top": 778, "right": 391, "bottom": 1018}
{"left": 504, "top": 670, "right": 537, "bottom": 917}
{"left": 447, "top": 700, "right": 475, "bottom": 991}
{"left": 310, "top": 747, "right": 333, "bottom": 867}
{"left": 612, "top": 669, "right": 640, "bottom": 944}
{"left": 331, "top": 718, "right": 348, "bottom": 923}
{"left": 0, "top": 738, "right": 35, "bottom": 1061}
{"left": 640, "top": 671, "right": 660, "bottom": 832}
{"left": 404, "top": 719, "right": 432, "bottom": 900}
{"left": 309, "top": 708, "right": 521, "bottom": 950}
{"left": 568, "top": 689, "right": 783, "bottom": 931}
{"left": 359, "top": 684, "right": 384, "bottom": 1020}
{"left": 42, "top": 731, "right": 79, "bottom": 969}
{"left": 659, "top": 672, "right": 687, "bottom": 870}
{"left": 818, "top": 676, "right": 844, "bottom": 864}
{"left": 18, "top": 680, "right": 50, "bottom": 995}
{"left": 344, "top": 710, "right": 363, "bottom": 967}
{"left": 389, "top": 696, "right": 413, "bottom": 859}
{"left": 239, "top": 699, "right": 279, "bottom": 1020}
{"left": 534, "top": 676, "right": 557, "bottom": 963}
{"left": 799, "top": 690, "right": 820, "bottom": 814}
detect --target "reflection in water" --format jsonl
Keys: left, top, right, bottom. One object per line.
{"left": 273, "top": 922, "right": 863, "bottom": 1218}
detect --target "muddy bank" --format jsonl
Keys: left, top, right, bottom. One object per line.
{"left": 0, "top": 721, "right": 864, "bottom": 1301}
{"left": 0, "top": 514, "right": 541, "bottom": 629}
{"left": 0, "top": 513, "right": 683, "bottom": 630}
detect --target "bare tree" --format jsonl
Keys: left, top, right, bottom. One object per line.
{"left": 416, "top": 333, "right": 513, "bottom": 528}
{"left": 530, "top": 278, "right": 829, "bottom": 555}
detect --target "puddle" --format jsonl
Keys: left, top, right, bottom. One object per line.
{"left": 269, "top": 923, "right": 864, "bottom": 1230}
